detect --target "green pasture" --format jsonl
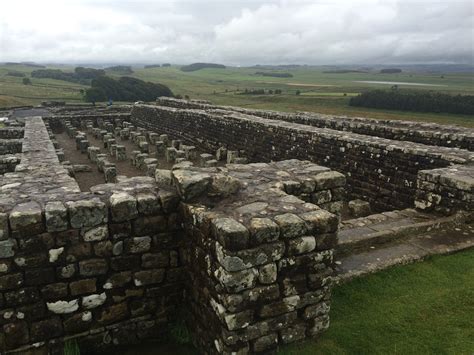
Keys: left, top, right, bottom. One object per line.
{"left": 0, "top": 63, "right": 473, "bottom": 126}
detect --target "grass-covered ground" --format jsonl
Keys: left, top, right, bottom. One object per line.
{"left": 1, "top": 63, "right": 473, "bottom": 127}
{"left": 281, "top": 248, "right": 474, "bottom": 355}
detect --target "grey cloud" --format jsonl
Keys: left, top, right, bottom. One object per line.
{"left": 0, "top": 0, "right": 472, "bottom": 64}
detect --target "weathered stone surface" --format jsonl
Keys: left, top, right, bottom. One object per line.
{"left": 82, "top": 292, "right": 107, "bottom": 309}
{"left": 172, "top": 169, "right": 211, "bottom": 201}
{"left": 67, "top": 199, "right": 107, "bottom": 228}
{"left": 212, "top": 218, "right": 249, "bottom": 251}
{"left": 83, "top": 225, "right": 109, "bottom": 242}
{"left": 46, "top": 299, "right": 79, "bottom": 314}
{"left": 110, "top": 192, "right": 138, "bottom": 222}
{"left": 274, "top": 213, "right": 307, "bottom": 238}
{"left": 9, "top": 201, "right": 42, "bottom": 231}
{"left": 79, "top": 259, "right": 108, "bottom": 276}
{"left": 249, "top": 218, "right": 280, "bottom": 245}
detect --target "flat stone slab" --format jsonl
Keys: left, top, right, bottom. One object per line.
{"left": 336, "top": 222, "right": 474, "bottom": 282}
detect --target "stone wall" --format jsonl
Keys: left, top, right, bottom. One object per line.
{"left": 0, "top": 128, "right": 24, "bottom": 140}
{"left": 156, "top": 97, "right": 474, "bottom": 151}
{"left": 1, "top": 116, "right": 344, "bottom": 354}
{"left": 131, "top": 104, "right": 473, "bottom": 211}
{"left": 0, "top": 140, "right": 22, "bottom": 155}
{"left": 169, "top": 160, "right": 341, "bottom": 353}
{"left": 415, "top": 164, "right": 474, "bottom": 215}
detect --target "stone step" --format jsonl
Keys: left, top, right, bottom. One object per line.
{"left": 336, "top": 209, "right": 464, "bottom": 257}
{"left": 335, "top": 221, "right": 474, "bottom": 282}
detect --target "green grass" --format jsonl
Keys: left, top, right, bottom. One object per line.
{"left": 281, "top": 249, "right": 474, "bottom": 355}
{"left": 0, "top": 63, "right": 473, "bottom": 126}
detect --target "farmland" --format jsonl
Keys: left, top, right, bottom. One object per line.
{"left": 1, "top": 63, "right": 473, "bottom": 126}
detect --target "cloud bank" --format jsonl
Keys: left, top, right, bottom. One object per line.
{"left": 0, "top": 0, "right": 472, "bottom": 65}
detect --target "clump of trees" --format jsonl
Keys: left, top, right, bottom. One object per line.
{"left": 84, "top": 76, "right": 173, "bottom": 103}
{"left": 144, "top": 64, "right": 161, "bottom": 68}
{"left": 255, "top": 71, "right": 293, "bottom": 78}
{"left": 22, "top": 78, "right": 32, "bottom": 85}
{"left": 180, "top": 63, "right": 226, "bottom": 72}
{"left": 380, "top": 68, "right": 402, "bottom": 74}
{"left": 349, "top": 89, "right": 474, "bottom": 115}
{"left": 162, "top": 63, "right": 171, "bottom": 67}
{"left": 240, "top": 88, "right": 283, "bottom": 95}
{"left": 31, "top": 67, "right": 105, "bottom": 84}
{"left": 105, "top": 65, "right": 134, "bottom": 74}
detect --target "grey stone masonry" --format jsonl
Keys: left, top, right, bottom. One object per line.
{"left": 177, "top": 160, "right": 340, "bottom": 353}
{"left": 156, "top": 97, "right": 474, "bottom": 151}
{"left": 415, "top": 164, "right": 474, "bottom": 215}
{"left": 131, "top": 103, "right": 473, "bottom": 212}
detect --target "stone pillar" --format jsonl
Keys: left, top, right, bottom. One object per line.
{"left": 116, "top": 145, "right": 127, "bottom": 161}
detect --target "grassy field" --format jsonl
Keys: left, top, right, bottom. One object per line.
{"left": 281, "top": 249, "right": 474, "bottom": 355}
{"left": 1, "top": 63, "right": 473, "bottom": 126}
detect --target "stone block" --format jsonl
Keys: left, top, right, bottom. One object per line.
{"left": 212, "top": 217, "right": 249, "bottom": 251}
{"left": 67, "top": 199, "right": 107, "bottom": 229}
{"left": 110, "top": 192, "right": 138, "bottom": 222}
{"left": 79, "top": 259, "right": 108, "bottom": 276}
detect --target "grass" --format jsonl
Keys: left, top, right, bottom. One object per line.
{"left": 0, "top": 63, "right": 473, "bottom": 126}
{"left": 281, "top": 248, "right": 474, "bottom": 355}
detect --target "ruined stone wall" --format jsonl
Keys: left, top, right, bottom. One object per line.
{"left": 0, "top": 140, "right": 22, "bottom": 155}
{"left": 415, "top": 164, "right": 474, "bottom": 215}
{"left": 170, "top": 161, "right": 340, "bottom": 353}
{"left": 0, "top": 128, "right": 24, "bottom": 140}
{"left": 0, "top": 117, "right": 185, "bottom": 353}
{"left": 131, "top": 104, "right": 473, "bottom": 211}
{"left": 156, "top": 97, "right": 474, "bottom": 150}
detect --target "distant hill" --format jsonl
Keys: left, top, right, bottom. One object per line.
{"left": 255, "top": 71, "right": 293, "bottom": 78}
{"left": 144, "top": 64, "right": 161, "bottom": 69}
{"left": 84, "top": 76, "right": 173, "bottom": 102}
{"left": 105, "top": 65, "right": 134, "bottom": 74}
{"left": 180, "top": 63, "right": 226, "bottom": 72}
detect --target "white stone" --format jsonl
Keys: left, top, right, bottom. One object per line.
{"left": 48, "top": 247, "right": 64, "bottom": 262}
{"left": 81, "top": 311, "right": 92, "bottom": 321}
{"left": 103, "top": 282, "right": 113, "bottom": 289}
{"left": 83, "top": 225, "right": 108, "bottom": 242}
{"left": 82, "top": 292, "right": 107, "bottom": 309}
{"left": 47, "top": 299, "right": 79, "bottom": 314}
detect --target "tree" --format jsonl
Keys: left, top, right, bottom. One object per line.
{"left": 22, "top": 78, "right": 31, "bottom": 85}
{"left": 295, "top": 90, "right": 301, "bottom": 95}
{"left": 84, "top": 87, "right": 106, "bottom": 103}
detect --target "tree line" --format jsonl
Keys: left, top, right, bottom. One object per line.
{"left": 349, "top": 89, "right": 474, "bottom": 115}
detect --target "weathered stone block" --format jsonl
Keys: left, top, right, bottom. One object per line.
{"left": 70, "top": 279, "right": 97, "bottom": 296}
{"left": 79, "top": 259, "right": 108, "bottom": 276}
{"left": 274, "top": 213, "right": 307, "bottom": 238}
{"left": 212, "top": 217, "right": 249, "bottom": 251}
{"left": 67, "top": 199, "right": 107, "bottom": 229}
{"left": 134, "top": 269, "right": 165, "bottom": 286}
{"left": 249, "top": 218, "right": 280, "bottom": 245}
{"left": 45, "top": 201, "right": 68, "bottom": 232}
{"left": 110, "top": 192, "right": 138, "bottom": 222}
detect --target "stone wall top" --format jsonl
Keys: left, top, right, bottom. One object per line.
{"left": 156, "top": 97, "right": 474, "bottom": 150}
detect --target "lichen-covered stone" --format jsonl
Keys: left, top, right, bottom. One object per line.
{"left": 67, "top": 199, "right": 107, "bottom": 228}
{"left": 45, "top": 201, "right": 68, "bottom": 232}
{"left": 9, "top": 201, "right": 42, "bottom": 231}
{"left": 212, "top": 217, "right": 249, "bottom": 251}
{"left": 110, "top": 192, "right": 138, "bottom": 222}
{"left": 274, "top": 213, "right": 307, "bottom": 238}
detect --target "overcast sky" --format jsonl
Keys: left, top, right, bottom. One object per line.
{"left": 0, "top": 0, "right": 473, "bottom": 65}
